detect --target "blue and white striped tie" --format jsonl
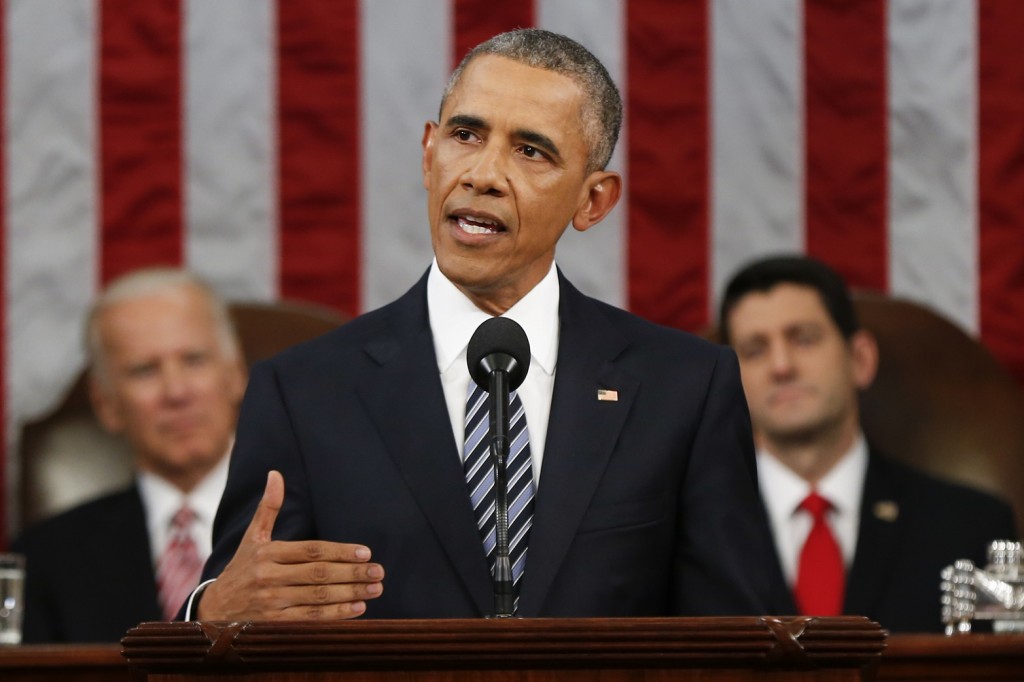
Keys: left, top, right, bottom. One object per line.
{"left": 463, "top": 382, "right": 535, "bottom": 610}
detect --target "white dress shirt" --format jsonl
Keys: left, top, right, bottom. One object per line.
{"left": 428, "top": 258, "right": 559, "bottom": 481}
{"left": 138, "top": 451, "right": 230, "bottom": 566}
{"left": 756, "top": 434, "right": 868, "bottom": 585}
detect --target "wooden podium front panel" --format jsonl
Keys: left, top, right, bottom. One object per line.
{"left": 880, "top": 633, "right": 1024, "bottom": 681}
{"left": 122, "top": 616, "right": 885, "bottom": 682}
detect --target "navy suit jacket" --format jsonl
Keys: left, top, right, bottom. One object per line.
{"left": 12, "top": 484, "right": 162, "bottom": 643}
{"left": 204, "top": 270, "right": 787, "bottom": 617}
{"left": 773, "top": 450, "right": 1018, "bottom": 632}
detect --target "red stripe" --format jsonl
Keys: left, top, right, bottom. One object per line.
{"left": 803, "top": 0, "right": 888, "bottom": 291}
{"left": 626, "top": 0, "right": 709, "bottom": 331}
{"left": 978, "top": 0, "right": 1024, "bottom": 383}
{"left": 99, "top": 0, "right": 183, "bottom": 284}
{"left": 453, "top": 0, "right": 534, "bottom": 68}
{"left": 277, "top": 1, "right": 361, "bottom": 315}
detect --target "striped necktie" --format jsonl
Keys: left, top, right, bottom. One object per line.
{"left": 463, "top": 382, "right": 535, "bottom": 610}
{"left": 156, "top": 506, "right": 204, "bottom": 620}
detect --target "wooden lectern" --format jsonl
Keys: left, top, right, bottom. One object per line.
{"left": 121, "top": 616, "right": 885, "bottom": 681}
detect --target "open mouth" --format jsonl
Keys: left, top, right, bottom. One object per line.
{"left": 453, "top": 213, "right": 505, "bottom": 235}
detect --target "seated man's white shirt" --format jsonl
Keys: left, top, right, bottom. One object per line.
{"left": 757, "top": 434, "right": 868, "bottom": 585}
{"left": 138, "top": 451, "right": 230, "bottom": 564}
{"left": 429, "top": 258, "right": 559, "bottom": 481}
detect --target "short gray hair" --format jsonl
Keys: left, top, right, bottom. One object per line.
{"left": 87, "top": 268, "right": 241, "bottom": 385}
{"left": 440, "top": 28, "right": 622, "bottom": 174}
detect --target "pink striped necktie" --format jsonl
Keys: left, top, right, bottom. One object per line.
{"left": 156, "top": 506, "right": 204, "bottom": 620}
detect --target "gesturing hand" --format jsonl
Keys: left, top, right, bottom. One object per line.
{"left": 197, "top": 470, "right": 384, "bottom": 621}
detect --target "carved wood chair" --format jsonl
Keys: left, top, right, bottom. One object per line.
{"left": 853, "top": 293, "right": 1024, "bottom": 536}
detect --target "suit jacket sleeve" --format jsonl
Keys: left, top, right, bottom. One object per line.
{"left": 670, "top": 345, "right": 789, "bottom": 616}
{"left": 203, "top": 358, "right": 318, "bottom": 583}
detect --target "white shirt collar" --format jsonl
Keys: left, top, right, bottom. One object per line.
{"left": 138, "top": 450, "right": 231, "bottom": 560}
{"left": 427, "top": 258, "right": 559, "bottom": 378}
{"left": 757, "top": 433, "right": 868, "bottom": 578}
{"left": 757, "top": 432, "right": 868, "bottom": 520}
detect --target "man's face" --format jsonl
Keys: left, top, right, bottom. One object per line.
{"left": 727, "top": 284, "right": 874, "bottom": 448}
{"left": 421, "top": 55, "right": 618, "bottom": 314}
{"left": 90, "top": 285, "right": 246, "bottom": 489}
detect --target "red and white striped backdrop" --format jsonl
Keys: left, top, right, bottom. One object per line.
{"left": 3, "top": 0, "right": 1024, "bottom": 541}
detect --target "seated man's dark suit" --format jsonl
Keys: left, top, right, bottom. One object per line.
{"left": 204, "top": 270, "right": 787, "bottom": 617}
{"left": 773, "top": 450, "right": 1018, "bottom": 632}
{"left": 12, "top": 484, "right": 162, "bottom": 643}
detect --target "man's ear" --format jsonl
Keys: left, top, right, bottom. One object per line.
{"left": 228, "top": 354, "right": 248, "bottom": 404}
{"left": 571, "top": 171, "right": 622, "bottom": 233}
{"left": 421, "top": 121, "right": 438, "bottom": 190}
{"left": 89, "top": 374, "right": 125, "bottom": 435}
{"left": 849, "top": 329, "right": 879, "bottom": 390}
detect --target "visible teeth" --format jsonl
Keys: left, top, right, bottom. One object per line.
{"left": 458, "top": 216, "right": 499, "bottom": 234}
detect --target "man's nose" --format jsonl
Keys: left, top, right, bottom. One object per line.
{"left": 160, "top": 365, "right": 191, "bottom": 401}
{"left": 461, "top": 142, "right": 509, "bottom": 196}
{"left": 768, "top": 342, "right": 796, "bottom": 378}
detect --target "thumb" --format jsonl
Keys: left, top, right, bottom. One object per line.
{"left": 243, "top": 470, "right": 285, "bottom": 545}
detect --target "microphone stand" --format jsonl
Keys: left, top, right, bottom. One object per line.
{"left": 487, "top": 366, "right": 515, "bottom": 618}
{"left": 467, "top": 316, "right": 530, "bottom": 619}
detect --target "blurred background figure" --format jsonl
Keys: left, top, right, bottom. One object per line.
{"left": 12, "top": 268, "right": 246, "bottom": 643}
{"left": 718, "top": 255, "right": 1018, "bottom": 633}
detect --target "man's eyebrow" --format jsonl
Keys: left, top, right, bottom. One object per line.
{"left": 514, "top": 128, "right": 561, "bottom": 161}
{"left": 444, "top": 113, "right": 488, "bottom": 131}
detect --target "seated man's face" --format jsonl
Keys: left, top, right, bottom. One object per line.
{"left": 91, "top": 285, "right": 246, "bottom": 486}
{"left": 726, "top": 284, "right": 872, "bottom": 448}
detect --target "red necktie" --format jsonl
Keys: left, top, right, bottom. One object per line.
{"left": 794, "top": 492, "right": 845, "bottom": 616}
{"left": 156, "top": 506, "right": 204, "bottom": 620}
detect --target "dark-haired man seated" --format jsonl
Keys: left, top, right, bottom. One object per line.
{"left": 719, "top": 255, "right": 1018, "bottom": 632}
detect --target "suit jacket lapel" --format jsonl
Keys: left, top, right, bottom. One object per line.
{"left": 844, "top": 451, "right": 904, "bottom": 616}
{"left": 356, "top": 276, "right": 494, "bottom": 615}
{"left": 518, "top": 274, "right": 637, "bottom": 615}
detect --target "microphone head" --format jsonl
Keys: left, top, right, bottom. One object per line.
{"left": 467, "top": 317, "right": 531, "bottom": 391}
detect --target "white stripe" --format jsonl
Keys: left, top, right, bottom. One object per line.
{"left": 709, "top": 0, "right": 804, "bottom": 312}
{"left": 5, "top": 0, "right": 97, "bottom": 423}
{"left": 5, "top": 0, "right": 97, "bottom": 531}
{"left": 537, "top": 0, "right": 626, "bottom": 308}
{"left": 887, "top": 0, "right": 977, "bottom": 334}
{"left": 360, "top": 0, "right": 448, "bottom": 312}
{"left": 184, "top": 0, "right": 277, "bottom": 301}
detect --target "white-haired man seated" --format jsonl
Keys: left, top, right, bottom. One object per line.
{"left": 13, "top": 268, "right": 247, "bottom": 642}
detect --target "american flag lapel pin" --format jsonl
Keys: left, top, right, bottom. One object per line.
{"left": 597, "top": 388, "right": 618, "bottom": 402}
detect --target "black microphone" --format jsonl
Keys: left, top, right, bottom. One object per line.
{"left": 467, "top": 317, "right": 530, "bottom": 617}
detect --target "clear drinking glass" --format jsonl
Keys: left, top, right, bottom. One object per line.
{"left": 0, "top": 553, "right": 25, "bottom": 645}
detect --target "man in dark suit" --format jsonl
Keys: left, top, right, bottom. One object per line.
{"left": 718, "top": 255, "right": 1018, "bottom": 632}
{"left": 193, "top": 29, "right": 785, "bottom": 621}
{"left": 13, "top": 268, "right": 247, "bottom": 642}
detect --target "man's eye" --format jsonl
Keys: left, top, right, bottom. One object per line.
{"left": 455, "top": 129, "right": 475, "bottom": 141}
{"left": 128, "top": 364, "right": 157, "bottom": 378}
{"left": 184, "top": 352, "right": 209, "bottom": 367}
{"left": 794, "top": 330, "right": 820, "bottom": 346}
{"left": 521, "top": 145, "right": 546, "bottom": 160}
{"left": 737, "top": 344, "right": 764, "bottom": 360}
